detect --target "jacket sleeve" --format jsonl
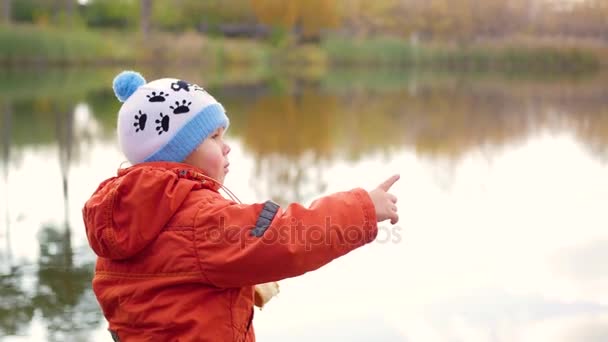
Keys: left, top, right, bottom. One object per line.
{"left": 194, "top": 188, "right": 378, "bottom": 288}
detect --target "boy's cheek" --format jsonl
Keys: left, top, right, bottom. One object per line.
{"left": 207, "top": 154, "right": 225, "bottom": 174}
{"left": 209, "top": 153, "right": 222, "bottom": 166}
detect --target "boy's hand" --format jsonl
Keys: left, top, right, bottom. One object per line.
{"left": 254, "top": 282, "right": 280, "bottom": 309}
{"left": 368, "top": 175, "right": 400, "bottom": 224}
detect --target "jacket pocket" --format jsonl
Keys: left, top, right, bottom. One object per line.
{"left": 231, "top": 287, "right": 255, "bottom": 341}
{"left": 245, "top": 307, "right": 254, "bottom": 335}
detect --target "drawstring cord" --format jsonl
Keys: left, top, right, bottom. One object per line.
{"left": 196, "top": 173, "right": 243, "bottom": 204}
{"left": 220, "top": 182, "right": 242, "bottom": 204}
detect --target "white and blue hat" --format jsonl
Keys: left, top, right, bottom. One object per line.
{"left": 112, "top": 70, "right": 229, "bottom": 164}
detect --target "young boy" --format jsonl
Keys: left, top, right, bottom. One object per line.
{"left": 83, "top": 71, "right": 399, "bottom": 341}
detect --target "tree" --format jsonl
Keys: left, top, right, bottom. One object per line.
{"left": 152, "top": 0, "right": 255, "bottom": 33}
{"left": 65, "top": 0, "right": 74, "bottom": 27}
{"left": 2, "top": 0, "right": 10, "bottom": 25}
{"left": 250, "top": 0, "right": 339, "bottom": 40}
{"left": 140, "top": 0, "right": 152, "bottom": 37}
{"left": 83, "top": 0, "right": 137, "bottom": 29}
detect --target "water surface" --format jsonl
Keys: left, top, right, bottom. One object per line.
{"left": 1, "top": 68, "right": 607, "bottom": 341}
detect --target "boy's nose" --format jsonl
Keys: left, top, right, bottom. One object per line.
{"left": 223, "top": 143, "right": 231, "bottom": 155}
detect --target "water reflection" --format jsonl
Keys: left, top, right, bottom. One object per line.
{"left": 2, "top": 100, "right": 12, "bottom": 272}
{"left": 0, "top": 222, "right": 101, "bottom": 341}
{"left": 0, "top": 269, "right": 35, "bottom": 336}
{"left": 35, "top": 224, "right": 101, "bottom": 342}
{"left": 239, "top": 87, "right": 336, "bottom": 204}
{"left": 553, "top": 240, "right": 608, "bottom": 299}
{"left": 1, "top": 87, "right": 103, "bottom": 340}
{"left": 1, "top": 68, "right": 608, "bottom": 341}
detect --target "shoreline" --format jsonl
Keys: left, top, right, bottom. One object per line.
{"left": 0, "top": 25, "right": 606, "bottom": 73}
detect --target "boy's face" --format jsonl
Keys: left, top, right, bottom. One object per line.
{"left": 184, "top": 127, "right": 231, "bottom": 184}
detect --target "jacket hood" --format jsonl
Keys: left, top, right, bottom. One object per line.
{"left": 83, "top": 162, "right": 216, "bottom": 260}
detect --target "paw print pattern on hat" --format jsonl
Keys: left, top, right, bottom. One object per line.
{"left": 155, "top": 113, "right": 170, "bottom": 135}
{"left": 147, "top": 91, "right": 168, "bottom": 102}
{"left": 133, "top": 110, "right": 147, "bottom": 132}
{"left": 114, "top": 71, "right": 229, "bottom": 164}
{"left": 170, "top": 100, "right": 192, "bottom": 114}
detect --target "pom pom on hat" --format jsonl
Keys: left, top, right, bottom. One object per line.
{"left": 113, "top": 71, "right": 146, "bottom": 102}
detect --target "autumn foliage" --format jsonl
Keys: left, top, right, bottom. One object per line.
{"left": 5, "top": 0, "right": 607, "bottom": 42}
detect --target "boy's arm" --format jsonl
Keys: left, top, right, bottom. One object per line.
{"left": 194, "top": 188, "right": 378, "bottom": 288}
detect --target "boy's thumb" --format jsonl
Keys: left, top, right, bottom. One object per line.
{"left": 377, "top": 174, "right": 400, "bottom": 192}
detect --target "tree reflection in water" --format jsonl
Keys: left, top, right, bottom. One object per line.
{"left": 1, "top": 100, "right": 12, "bottom": 270}
{"left": 0, "top": 100, "right": 33, "bottom": 337}
{"left": 34, "top": 224, "right": 101, "bottom": 342}
{"left": 235, "top": 84, "right": 336, "bottom": 204}
{"left": 0, "top": 269, "right": 35, "bottom": 336}
{"left": 222, "top": 72, "right": 608, "bottom": 204}
{"left": 33, "top": 102, "right": 102, "bottom": 341}
{"left": 1, "top": 69, "right": 608, "bottom": 341}
{"left": 0, "top": 100, "right": 102, "bottom": 341}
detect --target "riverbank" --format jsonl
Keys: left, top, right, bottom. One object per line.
{"left": 0, "top": 25, "right": 605, "bottom": 73}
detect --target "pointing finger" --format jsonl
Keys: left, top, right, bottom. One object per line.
{"left": 378, "top": 174, "right": 400, "bottom": 192}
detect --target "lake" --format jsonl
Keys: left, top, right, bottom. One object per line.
{"left": 1, "top": 67, "right": 607, "bottom": 341}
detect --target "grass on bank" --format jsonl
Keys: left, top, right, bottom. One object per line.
{"left": 322, "top": 35, "right": 602, "bottom": 73}
{"left": 0, "top": 24, "right": 132, "bottom": 66}
{"left": 0, "top": 24, "right": 604, "bottom": 74}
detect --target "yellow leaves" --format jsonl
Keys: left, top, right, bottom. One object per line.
{"left": 250, "top": 0, "right": 339, "bottom": 37}
{"left": 250, "top": 0, "right": 298, "bottom": 28}
{"left": 299, "top": 0, "right": 339, "bottom": 36}
{"left": 241, "top": 87, "right": 337, "bottom": 158}
{"left": 425, "top": 0, "right": 452, "bottom": 38}
{"left": 337, "top": 0, "right": 410, "bottom": 37}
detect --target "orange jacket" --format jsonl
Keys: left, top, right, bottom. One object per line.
{"left": 83, "top": 162, "right": 378, "bottom": 341}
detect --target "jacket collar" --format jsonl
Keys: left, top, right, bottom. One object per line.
{"left": 118, "top": 161, "right": 222, "bottom": 192}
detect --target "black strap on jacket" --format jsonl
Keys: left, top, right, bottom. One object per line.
{"left": 250, "top": 201, "right": 279, "bottom": 237}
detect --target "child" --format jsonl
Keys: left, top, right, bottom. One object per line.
{"left": 83, "top": 71, "right": 399, "bottom": 342}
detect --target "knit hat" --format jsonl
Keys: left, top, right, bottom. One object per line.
{"left": 112, "top": 71, "right": 229, "bottom": 165}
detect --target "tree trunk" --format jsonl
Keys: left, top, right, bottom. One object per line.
{"left": 66, "top": 0, "right": 74, "bottom": 27}
{"left": 141, "top": 0, "right": 152, "bottom": 38}
{"left": 2, "top": 101, "right": 12, "bottom": 268}
{"left": 2, "top": 0, "right": 10, "bottom": 25}
{"left": 55, "top": 105, "right": 74, "bottom": 267}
